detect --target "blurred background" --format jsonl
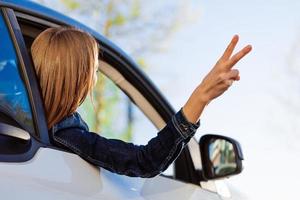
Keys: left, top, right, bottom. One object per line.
{"left": 33, "top": 0, "right": 300, "bottom": 199}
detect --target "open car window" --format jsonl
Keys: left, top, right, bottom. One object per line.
{"left": 15, "top": 10, "right": 175, "bottom": 176}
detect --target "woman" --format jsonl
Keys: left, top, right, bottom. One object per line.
{"left": 31, "top": 27, "right": 251, "bottom": 177}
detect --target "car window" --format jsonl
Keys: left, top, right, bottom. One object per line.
{"left": 13, "top": 12, "right": 174, "bottom": 175}
{"left": 0, "top": 12, "right": 34, "bottom": 134}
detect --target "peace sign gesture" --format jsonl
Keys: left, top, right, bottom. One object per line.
{"left": 182, "top": 35, "right": 252, "bottom": 124}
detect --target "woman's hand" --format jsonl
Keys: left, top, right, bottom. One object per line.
{"left": 182, "top": 35, "right": 252, "bottom": 124}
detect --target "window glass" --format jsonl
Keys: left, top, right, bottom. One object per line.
{"left": 0, "top": 13, "right": 34, "bottom": 133}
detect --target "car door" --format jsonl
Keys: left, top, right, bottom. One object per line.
{"left": 0, "top": 2, "right": 222, "bottom": 199}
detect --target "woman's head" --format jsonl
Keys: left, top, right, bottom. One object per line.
{"left": 31, "top": 27, "right": 99, "bottom": 129}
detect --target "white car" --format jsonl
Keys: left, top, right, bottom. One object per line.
{"left": 0, "top": 0, "right": 244, "bottom": 199}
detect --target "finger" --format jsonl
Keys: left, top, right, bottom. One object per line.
{"left": 220, "top": 35, "right": 239, "bottom": 61}
{"left": 226, "top": 45, "right": 252, "bottom": 69}
{"left": 225, "top": 79, "right": 234, "bottom": 87}
{"left": 210, "top": 84, "right": 228, "bottom": 99}
{"left": 216, "top": 79, "right": 234, "bottom": 89}
{"left": 224, "top": 69, "right": 239, "bottom": 80}
{"left": 235, "top": 75, "right": 240, "bottom": 81}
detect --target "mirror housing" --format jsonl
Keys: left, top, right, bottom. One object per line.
{"left": 199, "top": 134, "right": 244, "bottom": 180}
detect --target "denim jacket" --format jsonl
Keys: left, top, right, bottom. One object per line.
{"left": 50, "top": 108, "right": 200, "bottom": 178}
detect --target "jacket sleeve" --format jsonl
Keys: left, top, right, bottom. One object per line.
{"left": 52, "top": 108, "right": 200, "bottom": 178}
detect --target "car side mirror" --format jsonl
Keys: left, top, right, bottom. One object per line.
{"left": 199, "top": 134, "right": 244, "bottom": 180}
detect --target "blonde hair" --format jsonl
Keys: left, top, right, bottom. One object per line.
{"left": 31, "top": 27, "right": 99, "bottom": 129}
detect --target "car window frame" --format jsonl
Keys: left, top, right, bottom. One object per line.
{"left": 1, "top": 3, "right": 201, "bottom": 185}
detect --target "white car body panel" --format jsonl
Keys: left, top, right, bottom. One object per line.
{"left": 0, "top": 148, "right": 221, "bottom": 199}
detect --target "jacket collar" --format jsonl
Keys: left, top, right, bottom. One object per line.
{"left": 51, "top": 112, "right": 89, "bottom": 134}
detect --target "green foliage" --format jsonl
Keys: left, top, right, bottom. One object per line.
{"left": 111, "top": 14, "right": 126, "bottom": 26}
{"left": 79, "top": 73, "right": 133, "bottom": 142}
{"left": 60, "top": 0, "right": 80, "bottom": 10}
{"left": 130, "top": 0, "right": 140, "bottom": 19}
{"left": 136, "top": 57, "right": 147, "bottom": 69}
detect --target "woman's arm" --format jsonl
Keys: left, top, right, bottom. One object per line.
{"left": 52, "top": 109, "right": 199, "bottom": 178}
